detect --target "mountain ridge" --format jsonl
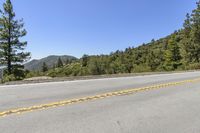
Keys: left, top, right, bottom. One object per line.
{"left": 25, "top": 55, "right": 77, "bottom": 71}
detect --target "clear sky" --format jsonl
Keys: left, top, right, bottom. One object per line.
{"left": 0, "top": 0, "right": 197, "bottom": 59}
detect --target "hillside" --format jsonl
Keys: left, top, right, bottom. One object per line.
{"left": 23, "top": 2, "right": 200, "bottom": 78}
{"left": 25, "top": 55, "right": 77, "bottom": 71}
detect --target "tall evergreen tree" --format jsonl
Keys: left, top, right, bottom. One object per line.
{"left": 42, "top": 62, "right": 48, "bottom": 72}
{"left": 57, "top": 57, "right": 63, "bottom": 67}
{"left": 164, "top": 35, "right": 182, "bottom": 70}
{"left": 81, "top": 54, "right": 89, "bottom": 67}
{"left": 147, "top": 51, "right": 158, "bottom": 71}
{"left": 190, "top": 1, "right": 200, "bottom": 62}
{"left": 0, "top": 0, "right": 30, "bottom": 74}
{"left": 181, "top": 13, "right": 192, "bottom": 64}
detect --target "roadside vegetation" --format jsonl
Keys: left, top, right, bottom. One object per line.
{"left": 0, "top": 0, "right": 200, "bottom": 82}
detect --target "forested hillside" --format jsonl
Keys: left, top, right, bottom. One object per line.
{"left": 42, "top": 2, "right": 200, "bottom": 77}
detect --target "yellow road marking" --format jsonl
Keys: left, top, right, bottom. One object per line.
{"left": 0, "top": 77, "right": 200, "bottom": 118}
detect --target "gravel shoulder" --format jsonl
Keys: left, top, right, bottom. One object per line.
{"left": 0, "top": 70, "right": 199, "bottom": 86}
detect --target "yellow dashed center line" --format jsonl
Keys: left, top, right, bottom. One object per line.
{"left": 0, "top": 78, "right": 200, "bottom": 118}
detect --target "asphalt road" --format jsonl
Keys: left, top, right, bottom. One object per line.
{"left": 0, "top": 71, "right": 200, "bottom": 133}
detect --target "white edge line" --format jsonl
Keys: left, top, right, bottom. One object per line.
{"left": 0, "top": 71, "right": 199, "bottom": 88}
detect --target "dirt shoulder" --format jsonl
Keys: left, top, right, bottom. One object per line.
{"left": 0, "top": 70, "right": 198, "bottom": 86}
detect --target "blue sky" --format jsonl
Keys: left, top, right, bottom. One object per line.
{"left": 0, "top": 0, "right": 197, "bottom": 59}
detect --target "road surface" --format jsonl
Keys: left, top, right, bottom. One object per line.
{"left": 0, "top": 71, "right": 200, "bottom": 133}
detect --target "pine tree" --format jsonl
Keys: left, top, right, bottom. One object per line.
{"left": 42, "top": 62, "right": 48, "bottom": 72}
{"left": 0, "top": 0, "right": 30, "bottom": 74}
{"left": 181, "top": 13, "right": 192, "bottom": 64}
{"left": 147, "top": 51, "right": 158, "bottom": 71}
{"left": 57, "top": 57, "right": 63, "bottom": 67}
{"left": 81, "top": 54, "right": 89, "bottom": 67}
{"left": 190, "top": 1, "right": 200, "bottom": 62}
{"left": 164, "top": 35, "right": 182, "bottom": 70}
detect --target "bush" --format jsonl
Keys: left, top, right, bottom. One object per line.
{"left": 186, "top": 63, "right": 200, "bottom": 70}
{"left": 47, "top": 70, "right": 58, "bottom": 77}
{"left": 132, "top": 64, "right": 151, "bottom": 73}
{"left": 46, "top": 63, "right": 91, "bottom": 77}
{"left": 2, "top": 74, "right": 16, "bottom": 82}
{"left": 25, "top": 71, "right": 43, "bottom": 78}
{"left": 2, "top": 68, "right": 27, "bottom": 82}
{"left": 12, "top": 68, "right": 26, "bottom": 80}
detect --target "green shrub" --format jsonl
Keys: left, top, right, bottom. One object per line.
{"left": 47, "top": 70, "right": 58, "bottom": 77}
{"left": 132, "top": 65, "right": 151, "bottom": 73}
{"left": 186, "top": 63, "right": 200, "bottom": 70}
{"left": 2, "top": 74, "right": 16, "bottom": 82}
{"left": 12, "top": 68, "right": 26, "bottom": 80}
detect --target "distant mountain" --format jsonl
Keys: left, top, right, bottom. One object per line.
{"left": 25, "top": 55, "right": 77, "bottom": 71}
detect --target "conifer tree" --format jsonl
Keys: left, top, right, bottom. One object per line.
{"left": 0, "top": 0, "right": 30, "bottom": 74}
{"left": 181, "top": 13, "right": 192, "bottom": 64}
{"left": 190, "top": 1, "right": 200, "bottom": 62}
{"left": 42, "top": 62, "right": 48, "bottom": 72}
{"left": 57, "top": 57, "right": 63, "bottom": 67}
{"left": 81, "top": 54, "right": 89, "bottom": 67}
{"left": 164, "top": 35, "right": 182, "bottom": 70}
